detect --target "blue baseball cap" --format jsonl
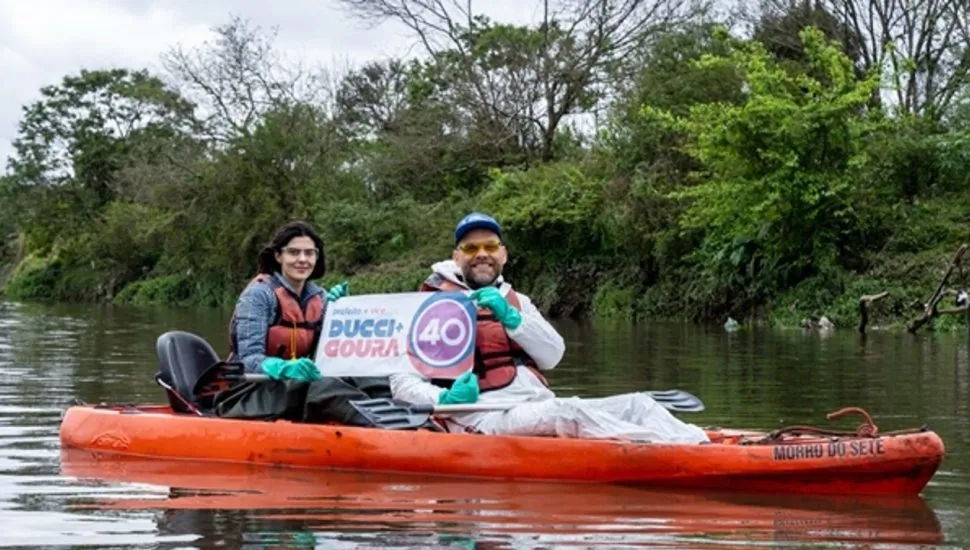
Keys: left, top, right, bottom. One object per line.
{"left": 454, "top": 212, "right": 502, "bottom": 244}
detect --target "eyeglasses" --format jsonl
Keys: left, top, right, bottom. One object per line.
{"left": 282, "top": 247, "right": 319, "bottom": 259}
{"left": 457, "top": 240, "right": 503, "bottom": 256}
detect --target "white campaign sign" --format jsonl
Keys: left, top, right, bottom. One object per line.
{"left": 313, "top": 291, "right": 478, "bottom": 378}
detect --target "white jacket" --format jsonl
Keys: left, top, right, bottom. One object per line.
{"left": 389, "top": 260, "right": 565, "bottom": 405}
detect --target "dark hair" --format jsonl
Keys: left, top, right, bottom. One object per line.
{"left": 256, "top": 220, "right": 326, "bottom": 280}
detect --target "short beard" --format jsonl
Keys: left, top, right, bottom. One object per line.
{"left": 462, "top": 266, "right": 499, "bottom": 289}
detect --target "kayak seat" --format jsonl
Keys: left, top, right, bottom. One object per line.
{"left": 155, "top": 331, "right": 221, "bottom": 414}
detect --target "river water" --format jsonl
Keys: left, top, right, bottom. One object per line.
{"left": 0, "top": 298, "right": 968, "bottom": 548}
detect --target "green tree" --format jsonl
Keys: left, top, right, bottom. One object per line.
{"left": 666, "top": 26, "right": 880, "bottom": 313}
{"left": 5, "top": 68, "right": 194, "bottom": 252}
{"left": 595, "top": 23, "right": 746, "bottom": 295}
{"left": 335, "top": 58, "right": 483, "bottom": 200}
{"left": 752, "top": 0, "right": 865, "bottom": 70}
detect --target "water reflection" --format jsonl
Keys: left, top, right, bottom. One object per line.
{"left": 59, "top": 451, "right": 945, "bottom": 549}
{"left": 2, "top": 299, "right": 970, "bottom": 547}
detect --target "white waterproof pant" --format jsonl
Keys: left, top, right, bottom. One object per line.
{"left": 447, "top": 393, "right": 710, "bottom": 444}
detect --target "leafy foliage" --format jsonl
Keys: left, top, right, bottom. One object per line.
{"left": 3, "top": 11, "right": 970, "bottom": 331}
{"left": 663, "top": 27, "right": 880, "bottom": 312}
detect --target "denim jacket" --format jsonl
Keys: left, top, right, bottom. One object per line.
{"left": 232, "top": 272, "right": 325, "bottom": 373}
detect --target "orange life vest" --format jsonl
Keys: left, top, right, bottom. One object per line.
{"left": 421, "top": 273, "right": 549, "bottom": 392}
{"left": 228, "top": 273, "right": 325, "bottom": 361}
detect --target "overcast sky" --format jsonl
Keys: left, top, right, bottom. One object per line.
{"left": 0, "top": 0, "right": 539, "bottom": 171}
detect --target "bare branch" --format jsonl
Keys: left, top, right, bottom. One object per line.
{"left": 161, "top": 16, "right": 328, "bottom": 145}
{"left": 338, "top": 0, "right": 705, "bottom": 161}
{"left": 908, "top": 244, "right": 968, "bottom": 333}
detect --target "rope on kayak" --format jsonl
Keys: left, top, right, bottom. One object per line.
{"left": 747, "top": 406, "right": 926, "bottom": 444}
{"left": 826, "top": 406, "right": 878, "bottom": 437}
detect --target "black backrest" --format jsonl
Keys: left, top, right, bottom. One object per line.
{"left": 155, "top": 331, "right": 220, "bottom": 413}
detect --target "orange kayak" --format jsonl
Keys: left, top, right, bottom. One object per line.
{"left": 58, "top": 403, "right": 944, "bottom": 496}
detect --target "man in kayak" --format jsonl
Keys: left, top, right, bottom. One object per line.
{"left": 389, "top": 212, "right": 710, "bottom": 444}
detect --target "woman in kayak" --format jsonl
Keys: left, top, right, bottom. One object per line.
{"left": 226, "top": 220, "right": 334, "bottom": 378}
{"left": 210, "top": 220, "right": 384, "bottom": 423}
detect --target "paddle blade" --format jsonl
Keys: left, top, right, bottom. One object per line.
{"left": 645, "top": 390, "right": 705, "bottom": 413}
{"left": 350, "top": 398, "right": 438, "bottom": 430}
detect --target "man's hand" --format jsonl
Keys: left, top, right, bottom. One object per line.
{"left": 438, "top": 371, "right": 480, "bottom": 405}
{"left": 470, "top": 287, "right": 522, "bottom": 330}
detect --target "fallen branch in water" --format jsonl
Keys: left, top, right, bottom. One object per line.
{"left": 856, "top": 245, "right": 970, "bottom": 334}
{"left": 907, "top": 244, "right": 968, "bottom": 333}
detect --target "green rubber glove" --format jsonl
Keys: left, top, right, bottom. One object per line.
{"left": 469, "top": 287, "right": 522, "bottom": 330}
{"left": 438, "top": 371, "right": 480, "bottom": 405}
{"left": 326, "top": 281, "right": 349, "bottom": 302}
{"left": 260, "top": 357, "right": 322, "bottom": 382}
{"left": 293, "top": 357, "right": 322, "bottom": 381}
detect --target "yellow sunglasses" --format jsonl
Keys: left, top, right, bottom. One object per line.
{"left": 457, "top": 240, "right": 503, "bottom": 255}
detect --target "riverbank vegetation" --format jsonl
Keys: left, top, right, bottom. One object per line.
{"left": 3, "top": 0, "right": 970, "bottom": 331}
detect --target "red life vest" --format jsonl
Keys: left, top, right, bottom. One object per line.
{"left": 421, "top": 273, "right": 549, "bottom": 392}
{"left": 228, "top": 273, "right": 325, "bottom": 361}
